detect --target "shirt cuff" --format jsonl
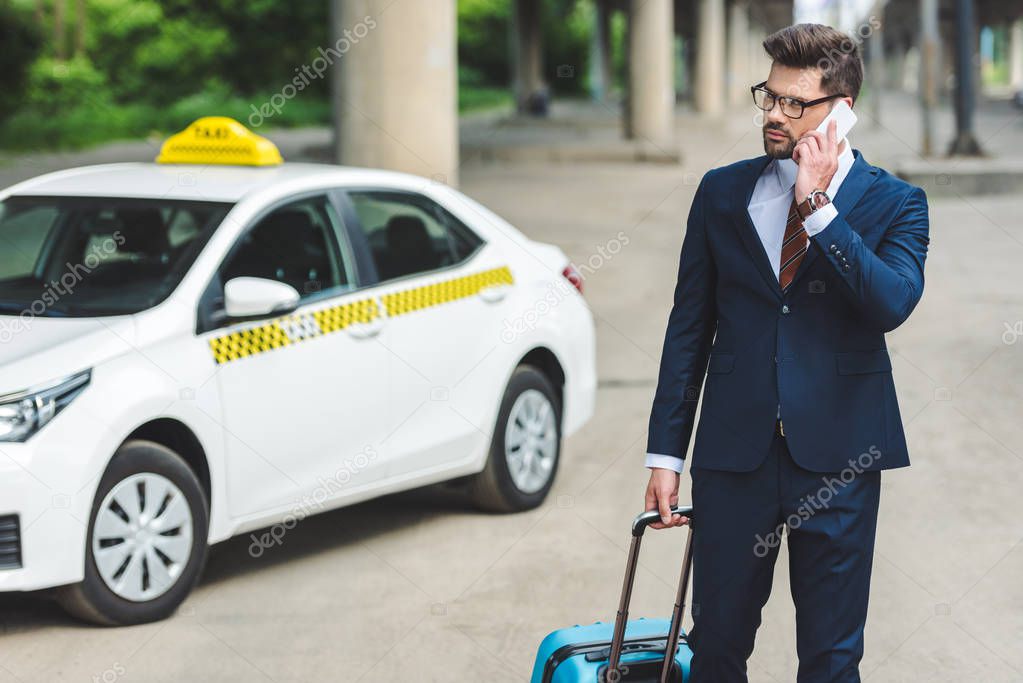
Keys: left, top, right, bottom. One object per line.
{"left": 802, "top": 202, "right": 838, "bottom": 237}
{"left": 645, "top": 453, "right": 684, "bottom": 473}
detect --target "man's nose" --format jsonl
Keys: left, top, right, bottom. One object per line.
{"left": 765, "top": 105, "right": 788, "bottom": 127}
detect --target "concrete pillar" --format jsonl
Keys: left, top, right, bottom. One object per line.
{"left": 333, "top": 0, "right": 459, "bottom": 185}
{"left": 623, "top": 12, "right": 632, "bottom": 138}
{"left": 695, "top": 0, "right": 726, "bottom": 115}
{"left": 1010, "top": 18, "right": 1023, "bottom": 89}
{"left": 919, "top": 0, "right": 939, "bottom": 156}
{"left": 727, "top": 1, "right": 750, "bottom": 106}
{"left": 626, "top": 0, "right": 675, "bottom": 147}
{"left": 512, "top": 0, "right": 547, "bottom": 115}
{"left": 749, "top": 23, "right": 773, "bottom": 90}
{"left": 887, "top": 44, "right": 907, "bottom": 90}
{"left": 948, "top": 0, "right": 982, "bottom": 155}
{"left": 589, "top": 0, "right": 613, "bottom": 102}
{"left": 867, "top": 0, "right": 884, "bottom": 127}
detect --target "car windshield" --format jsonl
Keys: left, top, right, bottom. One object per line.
{"left": 0, "top": 196, "right": 231, "bottom": 317}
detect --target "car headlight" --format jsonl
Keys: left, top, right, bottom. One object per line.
{"left": 0, "top": 370, "right": 91, "bottom": 442}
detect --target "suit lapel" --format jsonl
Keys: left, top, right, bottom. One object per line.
{"left": 788, "top": 149, "right": 879, "bottom": 290}
{"left": 731, "top": 155, "right": 783, "bottom": 300}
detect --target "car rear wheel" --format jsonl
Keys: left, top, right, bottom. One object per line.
{"left": 468, "top": 365, "right": 561, "bottom": 512}
{"left": 56, "top": 440, "right": 209, "bottom": 625}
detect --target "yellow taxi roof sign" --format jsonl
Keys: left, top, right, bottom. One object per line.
{"left": 156, "top": 116, "right": 283, "bottom": 167}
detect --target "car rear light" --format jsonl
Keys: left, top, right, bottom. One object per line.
{"left": 562, "top": 264, "right": 584, "bottom": 294}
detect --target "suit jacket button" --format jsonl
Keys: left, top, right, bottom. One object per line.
{"left": 842, "top": 264, "right": 851, "bottom": 272}
{"left": 781, "top": 305, "right": 790, "bottom": 314}
{"left": 829, "top": 244, "right": 838, "bottom": 253}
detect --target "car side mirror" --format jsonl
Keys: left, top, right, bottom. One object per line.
{"left": 223, "top": 277, "right": 300, "bottom": 321}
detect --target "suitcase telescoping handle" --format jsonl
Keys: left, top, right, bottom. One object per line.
{"left": 606, "top": 505, "right": 694, "bottom": 683}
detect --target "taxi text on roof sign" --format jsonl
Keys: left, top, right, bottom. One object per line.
{"left": 156, "top": 116, "right": 284, "bottom": 167}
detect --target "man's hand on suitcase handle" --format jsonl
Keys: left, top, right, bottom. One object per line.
{"left": 645, "top": 469, "right": 689, "bottom": 529}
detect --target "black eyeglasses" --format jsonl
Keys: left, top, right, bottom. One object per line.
{"left": 750, "top": 81, "right": 847, "bottom": 119}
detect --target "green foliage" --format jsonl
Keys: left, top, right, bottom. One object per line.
{"left": 540, "top": 0, "right": 591, "bottom": 95}
{"left": 458, "top": 0, "right": 512, "bottom": 87}
{"left": 86, "top": 0, "right": 230, "bottom": 104}
{"left": 25, "top": 56, "right": 110, "bottom": 115}
{"left": 168, "top": 0, "right": 330, "bottom": 96}
{"left": 0, "top": 95, "right": 332, "bottom": 151}
{"left": 457, "top": 0, "right": 592, "bottom": 95}
{"left": 0, "top": 3, "right": 44, "bottom": 123}
{"left": 2, "top": 0, "right": 604, "bottom": 150}
{"left": 459, "top": 85, "right": 513, "bottom": 113}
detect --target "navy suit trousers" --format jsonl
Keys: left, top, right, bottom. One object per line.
{"left": 687, "top": 431, "right": 881, "bottom": 683}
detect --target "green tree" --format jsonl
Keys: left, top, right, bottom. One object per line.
{"left": 0, "top": 3, "right": 44, "bottom": 123}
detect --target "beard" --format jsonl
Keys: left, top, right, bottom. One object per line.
{"left": 762, "top": 125, "right": 796, "bottom": 159}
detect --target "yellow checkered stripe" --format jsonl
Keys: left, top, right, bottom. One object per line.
{"left": 209, "top": 297, "right": 379, "bottom": 365}
{"left": 382, "top": 265, "right": 513, "bottom": 317}
{"left": 208, "top": 266, "right": 513, "bottom": 365}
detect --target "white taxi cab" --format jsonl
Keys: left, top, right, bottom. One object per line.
{"left": 0, "top": 117, "right": 595, "bottom": 625}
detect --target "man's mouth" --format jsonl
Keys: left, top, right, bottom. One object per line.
{"left": 765, "top": 129, "right": 788, "bottom": 142}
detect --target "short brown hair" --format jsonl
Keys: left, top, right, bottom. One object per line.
{"left": 763, "top": 23, "right": 863, "bottom": 102}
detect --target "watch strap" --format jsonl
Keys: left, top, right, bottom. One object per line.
{"left": 795, "top": 196, "right": 814, "bottom": 221}
{"left": 796, "top": 189, "right": 830, "bottom": 220}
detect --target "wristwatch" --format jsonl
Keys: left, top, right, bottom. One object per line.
{"left": 795, "top": 189, "right": 831, "bottom": 220}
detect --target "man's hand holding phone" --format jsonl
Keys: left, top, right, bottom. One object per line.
{"left": 793, "top": 118, "right": 840, "bottom": 202}
{"left": 645, "top": 468, "right": 688, "bottom": 529}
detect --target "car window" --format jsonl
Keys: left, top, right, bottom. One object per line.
{"left": 0, "top": 197, "right": 230, "bottom": 317}
{"left": 221, "top": 196, "right": 349, "bottom": 300}
{"left": 347, "top": 191, "right": 483, "bottom": 282}
{"left": 0, "top": 204, "right": 59, "bottom": 279}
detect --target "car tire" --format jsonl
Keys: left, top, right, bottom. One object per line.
{"left": 56, "top": 440, "right": 209, "bottom": 626}
{"left": 468, "top": 365, "right": 562, "bottom": 513}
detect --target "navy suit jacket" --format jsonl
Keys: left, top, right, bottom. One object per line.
{"left": 647, "top": 150, "right": 929, "bottom": 473}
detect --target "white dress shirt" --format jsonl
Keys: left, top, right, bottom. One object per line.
{"left": 645, "top": 139, "right": 855, "bottom": 472}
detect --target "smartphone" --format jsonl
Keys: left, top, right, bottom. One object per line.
{"left": 816, "top": 99, "right": 857, "bottom": 142}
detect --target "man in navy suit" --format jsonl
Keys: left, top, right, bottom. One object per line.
{"left": 644, "top": 24, "right": 929, "bottom": 682}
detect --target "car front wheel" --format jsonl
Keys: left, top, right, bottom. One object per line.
{"left": 468, "top": 365, "right": 561, "bottom": 512}
{"left": 57, "top": 440, "right": 209, "bottom": 625}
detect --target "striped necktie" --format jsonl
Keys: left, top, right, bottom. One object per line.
{"left": 779, "top": 195, "right": 808, "bottom": 290}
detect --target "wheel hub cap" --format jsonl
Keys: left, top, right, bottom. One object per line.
{"left": 92, "top": 472, "right": 193, "bottom": 602}
{"left": 504, "top": 389, "right": 557, "bottom": 494}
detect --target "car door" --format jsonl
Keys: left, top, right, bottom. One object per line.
{"left": 199, "top": 194, "right": 389, "bottom": 519}
{"left": 339, "top": 189, "right": 513, "bottom": 479}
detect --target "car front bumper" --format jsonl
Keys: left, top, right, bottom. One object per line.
{"left": 0, "top": 404, "right": 109, "bottom": 592}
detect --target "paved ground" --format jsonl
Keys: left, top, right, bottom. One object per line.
{"left": 1, "top": 98, "right": 1022, "bottom": 682}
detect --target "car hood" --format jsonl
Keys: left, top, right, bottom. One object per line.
{"left": 0, "top": 315, "right": 137, "bottom": 394}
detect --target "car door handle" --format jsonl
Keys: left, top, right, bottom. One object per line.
{"left": 478, "top": 285, "right": 509, "bottom": 304}
{"left": 346, "top": 318, "right": 384, "bottom": 339}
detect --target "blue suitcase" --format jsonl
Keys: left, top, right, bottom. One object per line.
{"left": 530, "top": 505, "right": 694, "bottom": 683}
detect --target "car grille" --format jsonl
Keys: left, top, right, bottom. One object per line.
{"left": 0, "top": 515, "right": 21, "bottom": 569}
